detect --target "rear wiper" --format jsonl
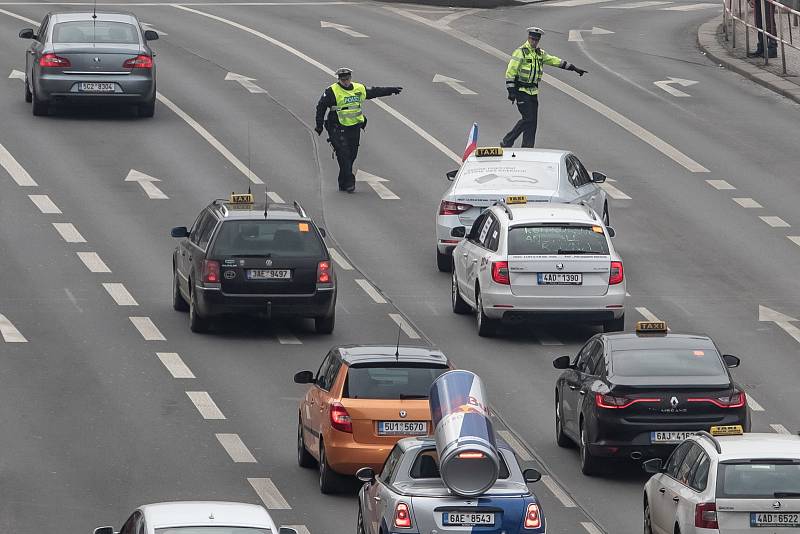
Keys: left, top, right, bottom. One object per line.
{"left": 557, "top": 250, "right": 596, "bottom": 255}
{"left": 774, "top": 492, "right": 800, "bottom": 498}
{"left": 399, "top": 394, "right": 428, "bottom": 400}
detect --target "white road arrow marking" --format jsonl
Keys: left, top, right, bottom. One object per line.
{"left": 653, "top": 77, "right": 698, "bottom": 97}
{"left": 224, "top": 71, "right": 267, "bottom": 94}
{"left": 142, "top": 22, "right": 167, "bottom": 35}
{"left": 9, "top": 69, "right": 24, "bottom": 80}
{"left": 125, "top": 169, "right": 168, "bottom": 199}
{"left": 759, "top": 305, "right": 800, "bottom": 344}
{"left": 432, "top": 73, "right": 477, "bottom": 95}
{"left": 356, "top": 170, "right": 400, "bottom": 200}
{"left": 320, "top": 20, "right": 368, "bottom": 38}
{"left": 568, "top": 26, "right": 614, "bottom": 42}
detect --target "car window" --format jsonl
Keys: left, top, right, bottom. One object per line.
{"left": 477, "top": 215, "right": 494, "bottom": 247}
{"left": 689, "top": 453, "right": 710, "bottom": 491}
{"left": 564, "top": 157, "right": 578, "bottom": 188}
{"left": 664, "top": 441, "right": 693, "bottom": 478}
{"left": 575, "top": 340, "right": 598, "bottom": 372}
{"left": 211, "top": 220, "right": 325, "bottom": 258}
{"left": 469, "top": 212, "right": 490, "bottom": 243}
{"left": 584, "top": 342, "right": 604, "bottom": 375}
{"left": 611, "top": 348, "right": 727, "bottom": 378}
{"left": 456, "top": 160, "right": 559, "bottom": 191}
{"left": 409, "top": 449, "right": 510, "bottom": 479}
{"left": 38, "top": 16, "right": 49, "bottom": 42}
{"left": 590, "top": 348, "right": 606, "bottom": 376}
{"left": 315, "top": 352, "right": 334, "bottom": 389}
{"left": 196, "top": 216, "right": 218, "bottom": 250}
{"left": 156, "top": 529, "right": 271, "bottom": 534}
{"left": 318, "top": 357, "right": 341, "bottom": 392}
{"left": 119, "top": 511, "right": 140, "bottom": 534}
{"left": 482, "top": 215, "right": 500, "bottom": 251}
{"left": 380, "top": 445, "right": 404, "bottom": 482}
{"left": 507, "top": 225, "right": 610, "bottom": 255}
{"left": 343, "top": 363, "right": 448, "bottom": 399}
{"left": 717, "top": 461, "right": 800, "bottom": 498}
{"left": 190, "top": 211, "right": 212, "bottom": 246}
{"left": 572, "top": 156, "right": 592, "bottom": 187}
{"left": 676, "top": 444, "right": 702, "bottom": 485}
{"left": 52, "top": 21, "right": 140, "bottom": 44}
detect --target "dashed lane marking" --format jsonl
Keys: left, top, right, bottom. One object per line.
{"left": 581, "top": 522, "right": 603, "bottom": 534}
{"left": 599, "top": 182, "right": 631, "bottom": 200}
{"left": 129, "top": 316, "right": 166, "bottom": 341}
{"left": 216, "top": 433, "right": 258, "bottom": 462}
{"left": 497, "top": 430, "right": 533, "bottom": 462}
{"left": 760, "top": 216, "right": 790, "bottom": 228}
{"left": 248, "top": 478, "right": 291, "bottom": 509}
{"left": 156, "top": 352, "right": 196, "bottom": 378}
{"left": 0, "top": 314, "right": 27, "bottom": 342}
{"left": 733, "top": 197, "right": 762, "bottom": 208}
{"left": 186, "top": 391, "right": 226, "bottom": 420}
{"left": 76, "top": 252, "right": 111, "bottom": 273}
{"left": 52, "top": 222, "right": 86, "bottom": 243}
{"left": 355, "top": 279, "right": 387, "bottom": 304}
{"left": 771, "top": 423, "right": 790, "bottom": 434}
{"left": 635, "top": 306, "right": 661, "bottom": 322}
{"left": 602, "top": 0, "right": 672, "bottom": 8}
{"left": 102, "top": 283, "right": 138, "bottom": 306}
{"left": 28, "top": 194, "right": 61, "bottom": 214}
{"left": 541, "top": 475, "right": 577, "bottom": 508}
{"left": 268, "top": 191, "right": 284, "bottom": 203}
{"left": 532, "top": 328, "right": 564, "bottom": 346}
{"left": 788, "top": 236, "right": 800, "bottom": 248}
{"left": 747, "top": 393, "right": 765, "bottom": 412}
{"left": 389, "top": 313, "right": 421, "bottom": 339}
{"left": 706, "top": 179, "right": 735, "bottom": 190}
{"left": 275, "top": 328, "right": 302, "bottom": 345}
{"left": 328, "top": 248, "right": 353, "bottom": 270}
{"left": 0, "top": 141, "right": 37, "bottom": 186}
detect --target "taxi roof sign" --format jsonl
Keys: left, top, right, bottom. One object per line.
{"left": 229, "top": 192, "right": 254, "bottom": 205}
{"left": 505, "top": 195, "right": 527, "bottom": 205}
{"left": 709, "top": 425, "right": 744, "bottom": 437}
{"left": 636, "top": 321, "right": 668, "bottom": 334}
{"left": 474, "top": 147, "right": 503, "bottom": 158}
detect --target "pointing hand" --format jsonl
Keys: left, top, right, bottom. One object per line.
{"left": 314, "top": 126, "right": 323, "bottom": 136}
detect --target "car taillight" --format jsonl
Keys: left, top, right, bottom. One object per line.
{"left": 524, "top": 503, "right": 541, "bottom": 529}
{"left": 202, "top": 260, "right": 220, "bottom": 283}
{"left": 688, "top": 391, "right": 746, "bottom": 408}
{"left": 491, "top": 261, "right": 510, "bottom": 285}
{"left": 317, "top": 260, "right": 331, "bottom": 284}
{"left": 394, "top": 502, "right": 412, "bottom": 529}
{"left": 609, "top": 261, "right": 624, "bottom": 285}
{"left": 329, "top": 402, "right": 352, "bottom": 433}
{"left": 123, "top": 54, "right": 153, "bottom": 69}
{"left": 695, "top": 502, "right": 718, "bottom": 529}
{"left": 439, "top": 200, "right": 472, "bottom": 216}
{"left": 595, "top": 393, "right": 661, "bottom": 409}
{"left": 39, "top": 53, "right": 71, "bottom": 67}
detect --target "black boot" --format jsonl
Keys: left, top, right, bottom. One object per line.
{"left": 747, "top": 45, "right": 764, "bottom": 57}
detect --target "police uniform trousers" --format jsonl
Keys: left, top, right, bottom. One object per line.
{"left": 329, "top": 124, "right": 361, "bottom": 191}
{"left": 501, "top": 93, "right": 539, "bottom": 149}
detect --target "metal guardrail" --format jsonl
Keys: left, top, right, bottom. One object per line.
{"left": 723, "top": 0, "right": 800, "bottom": 74}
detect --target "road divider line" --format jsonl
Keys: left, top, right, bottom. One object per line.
{"left": 541, "top": 475, "right": 577, "bottom": 508}
{"left": 186, "top": 391, "right": 226, "bottom": 419}
{"left": 599, "top": 182, "right": 631, "bottom": 200}
{"left": 355, "top": 279, "right": 387, "bottom": 304}
{"left": 581, "top": 522, "right": 603, "bottom": 534}
{"left": 760, "top": 216, "right": 790, "bottom": 228}
{"left": 770, "top": 423, "right": 790, "bottom": 434}
{"left": 52, "top": 222, "right": 86, "bottom": 243}
{"left": 0, "top": 142, "right": 37, "bottom": 186}
{"left": 328, "top": 248, "right": 353, "bottom": 270}
{"left": 0, "top": 314, "right": 27, "bottom": 342}
{"left": 706, "top": 179, "right": 735, "bottom": 190}
{"left": 248, "top": 478, "right": 291, "bottom": 509}
{"left": 76, "top": 252, "right": 111, "bottom": 273}
{"left": 732, "top": 197, "right": 762, "bottom": 208}
{"left": 0, "top": 7, "right": 37, "bottom": 24}
{"left": 497, "top": 430, "right": 533, "bottom": 462}
{"left": 532, "top": 328, "right": 564, "bottom": 346}
{"left": 389, "top": 313, "right": 420, "bottom": 339}
{"left": 216, "top": 433, "right": 258, "bottom": 462}
{"left": 275, "top": 327, "right": 302, "bottom": 344}
{"left": 788, "top": 236, "right": 800, "bottom": 248}
{"left": 102, "top": 283, "right": 138, "bottom": 306}
{"left": 268, "top": 191, "right": 284, "bottom": 203}
{"left": 28, "top": 194, "right": 61, "bottom": 213}
{"left": 747, "top": 393, "right": 765, "bottom": 412}
{"left": 129, "top": 316, "right": 166, "bottom": 341}
{"left": 156, "top": 352, "right": 196, "bottom": 378}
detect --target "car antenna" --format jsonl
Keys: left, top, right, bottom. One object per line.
{"left": 394, "top": 321, "right": 402, "bottom": 361}
{"left": 92, "top": 0, "right": 97, "bottom": 19}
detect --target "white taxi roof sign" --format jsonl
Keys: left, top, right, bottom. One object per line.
{"left": 636, "top": 321, "right": 668, "bottom": 334}
{"left": 505, "top": 195, "right": 527, "bottom": 205}
{"left": 709, "top": 425, "right": 744, "bottom": 436}
{"left": 229, "top": 193, "right": 254, "bottom": 205}
{"left": 474, "top": 147, "right": 503, "bottom": 158}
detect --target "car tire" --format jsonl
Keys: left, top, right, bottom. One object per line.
{"left": 24, "top": 80, "right": 32, "bottom": 103}
{"left": 603, "top": 203, "right": 610, "bottom": 227}
{"left": 451, "top": 270, "right": 470, "bottom": 314}
{"left": 138, "top": 96, "right": 156, "bottom": 118}
{"left": 319, "top": 442, "right": 341, "bottom": 494}
{"left": 643, "top": 498, "right": 653, "bottom": 534}
{"left": 357, "top": 506, "right": 367, "bottom": 534}
{"left": 315, "top": 310, "right": 335, "bottom": 334}
{"left": 476, "top": 289, "right": 496, "bottom": 337}
{"left": 603, "top": 313, "right": 625, "bottom": 333}
{"left": 580, "top": 420, "right": 603, "bottom": 476}
{"left": 436, "top": 249, "right": 452, "bottom": 272}
{"left": 297, "top": 416, "right": 317, "bottom": 468}
{"left": 555, "top": 396, "right": 572, "bottom": 448}
{"left": 173, "top": 269, "right": 189, "bottom": 312}
{"left": 188, "top": 287, "right": 208, "bottom": 333}
{"left": 31, "top": 85, "right": 48, "bottom": 116}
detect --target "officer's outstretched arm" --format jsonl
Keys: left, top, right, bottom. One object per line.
{"left": 365, "top": 86, "right": 402, "bottom": 99}
{"left": 544, "top": 52, "right": 589, "bottom": 76}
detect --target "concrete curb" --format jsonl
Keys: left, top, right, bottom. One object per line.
{"left": 697, "top": 15, "right": 800, "bottom": 104}
{"left": 375, "top": 0, "right": 549, "bottom": 8}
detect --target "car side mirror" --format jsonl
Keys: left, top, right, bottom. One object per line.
{"left": 552, "top": 355, "right": 572, "bottom": 369}
{"left": 451, "top": 226, "right": 466, "bottom": 238}
{"left": 170, "top": 226, "right": 189, "bottom": 238}
{"left": 93, "top": 527, "right": 115, "bottom": 534}
{"left": 144, "top": 29, "right": 159, "bottom": 41}
{"left": 19, "top": 28, "right": 35, "bottom": 39}
{"left": 446, "top": 169, "right": 458, "bottom": 181}
{"left": 279, "top": 528, "right": 298, "bottom": 534}
{"left": 722, "top": 354, "right": 740, "bottom": 368}
{"left": 293, "top": 370, "right": 315, "bottom": 384}
{"left": 523, "top": 468, "right": 541, "bottom": 483}
{"left": 592, "top": 171, "right": 607, "bottom": 183}
{"left": 642, "top": 458, "right": 663, "bottom": 474}
{"left": 319, "top": 227, "right": 326, "bottom": 238}
{"left": 356, "top": 466, "right": 376, "bottom": 483}
{"left": 606, "top": 226, "right": 616, "bottom": 238}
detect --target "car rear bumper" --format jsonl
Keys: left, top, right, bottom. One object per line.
{"left": 436, "top": 216, "right": 467, "bottom": 254}
{"left": 195, "top": 285, "right": 335, "bottom": 319}
{"left": 480, "top": 287, "right": 626, "bottom": 322}
{"left": 323, "top": 431, "right": 394, "bottom": 475}
{"left": 35, "top": 73, "right": 155, "bottom": 102}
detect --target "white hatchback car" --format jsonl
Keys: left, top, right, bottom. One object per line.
{"left": 435, "top": 147, "right": 609, "bottom": 271}
{"left": 643, "top": 429, "right": 800, "bottom": 534}
{"left": 450, "top": 201, "right": 625, "bottom": 336}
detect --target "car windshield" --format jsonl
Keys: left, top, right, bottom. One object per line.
{"left": 717, "top": 462, "right": 800, "bottom": 498}
{"left": 155, "top": 529, "right": 272, "bottom": 534}
{"left": 410, "top": 449, "right": 510, "bottom": 479}
{"left": 52, "top": 21, "right": 139, "bottom": 44}
{"left": 611, "top": 349, "right": 727, "bottom": 377}
{"left": 508, "top": 225, "right": 609, "bottom": 255}
{"left": 211, "top": 220, "right": 324, "bottom": 258}
{"left": 343, "top": 363, "right": 448, "bottom": 399}
{"left": 457, "top": 161, "right": 559, "bottom": 191}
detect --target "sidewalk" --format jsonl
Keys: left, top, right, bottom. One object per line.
{"left": 698, "top": 11, "right": 800, "bottom": 103}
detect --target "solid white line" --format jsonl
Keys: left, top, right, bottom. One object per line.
{"left": 268, "top": 191, "right": 284, "bottom": 203}
{"left": 52, "top": 222, "right": 86, "bottom": 243}
{"left": 155, "top": 92, "right": 264, "bottom": 185}
{"left": 581, "top": 522, "right": 603, "bottom": 534}
{"left": 248, "top": 478, "right": 291, "bottom": 509}
{"left": 0, "top": 314, "right": 27, "bottom": 342}
{"left": 541, "top": 475, "right": 577, "bottom": 508}
{"left": 599, "top": 182, "right": 631, "bottom": 200}
{"left": 186, "top": 391, "right": 226, "bottom": 419}
{"left": 0, "top": 7, "right": 37, "bottom": 23}
{"left": 129, "top": 316, "right": 166, "bottom": 341}
{"left": 661, "top": 2, "right": 719, "bottom": 10}
{"left": 28, "top": 194, "right": 61, "bottom": 214}
{"left": 328, "top": 248, "right": 353, "bottom": 270}
{"left": 760, "top": 216, "right": 790, "bottom": 228}
{"left": 76, "top": 252, "right": 111, "bottom": 273}
{"left": 435, "top": 8, "right": 481, "bottom": 27}
{"left": 602, "top": 0, "right": 672, "bottom": 8}
{"left": 0, "top": 141, "right": 38, "bottom": 185}
{"left": 355, "top": 279, "right": 387, "bottom": 304}
{"left": 367, "top": 181, "right": 400, "bottom": 200}
{"left": 545, "top": 0, "right": 614, "bottom": 6}
{"left": 706, "top": 179, "right": 735, "bottom": 190}
{"left": 635, "top": 306, "right": 661, "bottom": 322}
{"left": 747, "top": 393, "right": 765, "bottom": 412}
{"left": 497, "top": 430, "right": 533, "bottom": 461}
{"left": 787, "top": 236, "right": 800, "bottom": 248}
{"left": 733, "top": 197, "right": 762, "bottom": 208}
{"left": 771, "top": 423, "right": 790, "bottom": 434}
{"left": 216, "top": 433, "right": 258, "bottom": 462}
{"left": 532, "top": 328, "right": 564, "bottom": 346}
{"left": 275, "top": 327, "right": 302, "bottom": 345}
{"left": 156, "top": 352, "right": 196, "bottom": 378}
{"left": 389, "top": 313, "right": 420, "bottom": 339}
{"left": 102, "top": 283, "right": 138, "bottom": 306}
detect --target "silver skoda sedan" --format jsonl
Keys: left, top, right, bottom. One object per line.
{"left": 19, "top": 11, "right": 158, "bottom": 117}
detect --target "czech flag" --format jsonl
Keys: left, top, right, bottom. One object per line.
{"left": 462, "top": 122, "right": 478, "bottom": 162}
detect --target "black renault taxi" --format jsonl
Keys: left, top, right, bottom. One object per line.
{"left": 170, "top": 193, "right": 336, "bottom": 334}
{"left": 552, "top": 321, "right": 750, "bottom": 475}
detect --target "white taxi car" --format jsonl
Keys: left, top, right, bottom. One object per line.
{"left": 435, "top": 146, "right": 610, "bottom": 271}
{"left": 643, "top": 426, "right": 800, "bottom": 534}
{"left": 450, "top": 200, "right": 625, "bottom": 336}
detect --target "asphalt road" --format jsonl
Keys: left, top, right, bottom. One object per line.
{"left": 0, "top": 0, "right": 798, "bottom": 533}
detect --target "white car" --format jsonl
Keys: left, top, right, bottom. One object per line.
{"left": 93, "top": 501, "right": 298, "bottom": 534}
{"left": 643, "top": 428, "right": 800, "bottom": 534}
{"left": 435, "top": 146, "right": 610, "bottom": 271}
{"left": 450, "top": 201, "right": 625, "bottom": 336}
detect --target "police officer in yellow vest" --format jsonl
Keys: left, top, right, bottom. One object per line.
{"left": 315, "top": 67, "right": 402, "bottom": 192}
{"left": 501, "top": 27, "right": 587, "bottom": 148}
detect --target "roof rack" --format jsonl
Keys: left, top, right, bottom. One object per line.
{"left": 293, "top": 201, "right": 307, "bottom": 218}
{"left": 494, "top": 200, "right": 513, "bottom": 220}
{"left": 695, "top": 431, "right": 722, "bottom": 454}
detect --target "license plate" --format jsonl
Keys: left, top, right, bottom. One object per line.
{"left": 443, "top": 512, "right": 495, "bottom": 526}
{"left": 751, "top": 513, "right": 800, "bottom": 527}
{"left": 651, "top": 431, "right": 696, "bottom": 444}
{"left": 377, "top": 421, "right": 427, "bottom": 436}
{"left": 78, "top": 82, "right": 116, "bottom": 92}
{"left": 246, "top": 269, "right": 291, "bottom": 280}
{"left": 538, "top": 273, "right": 582, "bottom": 285}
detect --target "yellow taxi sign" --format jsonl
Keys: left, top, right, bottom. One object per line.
{"left": 636, "top": 321, "right": 668, "bottom": 334}
{"left": 475, "top": 147, "right": 504, "bottom": 158}
{"left": 229, "top": 192, "right": 254, "bottom": 204}
{"left": 298, "top": 222, "right": 310, "bottom": 232}
{"left": 710, "top": 425, "right": 744, "bottom": 436}
{"left": 505, "top": 195, "right": 527, "bottom": 205}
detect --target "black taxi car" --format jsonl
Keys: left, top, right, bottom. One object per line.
{"left": 170, "top": 193, "right": 336, "bottom": 334}
{"left": 552, "top": 321, "right": 750, "bottom": 475}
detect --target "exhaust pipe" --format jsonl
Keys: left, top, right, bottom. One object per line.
{"left": 630, "top": 451, "right": 643, "bottom": 460}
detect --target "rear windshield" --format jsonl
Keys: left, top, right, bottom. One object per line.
{"left": 53, "top": 21, "right": 139, "bottom": 44}
{"left": 458, "top": 161, "right": 559, "bottom": 191}
{"left": 343, "top": 363, "right": 448, "bottom": 399}
{"left": 611, "top": 349, "right": 726, "bottom": 377}
{"left": 717, "top": 462, "right": 800, "bottom": 499}
{"left": 211, "top": 220, "right": 324, "bottom": 258}
{"left": 156, "top": 529, "right": 271, "bottom": 534}
{"left": 410, "top": 449, "right": 510, "bottom": 479}
{"left": 508, "top": 225, "right": 609, "bottom": 255}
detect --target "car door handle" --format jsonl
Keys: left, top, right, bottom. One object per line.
{"left": 568, "top": 385, "right": 578, "bottom": 390}
{"left": 658, "top": 488, "right": 666, "bottom": 494}
{"left": 579, "top": 390, "right": 586, "bottom": 395}
{"left": 373, "top": 496, "right": 381, "bottom": 502}
{"left": 471, "top": 259, "right": 478, "bottom": 264}
{"left": 672, "top": 497, "right": 680, "bottom": 503}
{"left": 462, "top": 253, "right": 468, "bottom": 258}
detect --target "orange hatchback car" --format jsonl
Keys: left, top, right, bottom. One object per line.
{"left": 294, "top": 345, "right": 452, "bottom": 493}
